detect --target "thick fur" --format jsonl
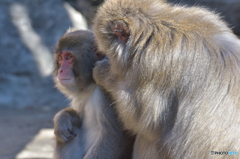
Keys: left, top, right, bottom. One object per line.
{"left": 93, "top": 0, "right": 240, "bottom": 158}
{"left": 53, "top": 29, "right": 134, "bottom": 159}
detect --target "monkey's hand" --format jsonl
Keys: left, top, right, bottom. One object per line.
{"left": 53, "top": 108, "right": 81, "bottom": 143}
{"left": 93, "top": 59, "right": 110, "bottom": 86}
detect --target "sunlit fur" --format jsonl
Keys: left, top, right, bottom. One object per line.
{"left": 53, "top": 29, "right": 134, "bottom": 159}
{"left": 93, "top": 0, "right": 240, "bottom": 158}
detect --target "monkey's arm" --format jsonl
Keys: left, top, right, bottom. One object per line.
{"left": 83, "top": 93, "right": 133, "bottom": 159}
{"left": 53, "top": 107, "right": 82, "bottom": 143}
{"left": 93, "top": 59, "right": 116, "bottom": 91}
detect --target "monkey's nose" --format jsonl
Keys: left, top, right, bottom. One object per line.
{"left": 60, "top": 69, "right": 63, "bottom": 73}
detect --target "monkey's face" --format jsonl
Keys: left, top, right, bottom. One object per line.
{"left": 54, "top": 30, "right": 105, "bottom": 96}
{"left": 56, "top": 51, "right": 75, "bottom": 87}
{"left": 94, "top": 17, "right": 133, "bottom": 71}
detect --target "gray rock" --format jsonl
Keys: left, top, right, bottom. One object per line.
{"left": 65, "top": 0, "right": 104, "bottom": 27}
{"left": 0, "top": 0, "right": 88, "bottom": 108}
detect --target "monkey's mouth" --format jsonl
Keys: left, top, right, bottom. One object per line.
{"left": 59, "top": 78, "right": 72, "bottom": 80}
{"left": 58, "top": 78, "right": 74, "bottom": 86}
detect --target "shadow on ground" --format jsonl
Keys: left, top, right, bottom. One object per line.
{"left": 0, "top": 108, "right": 60, "bottom": 159}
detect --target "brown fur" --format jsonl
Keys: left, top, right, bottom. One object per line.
{"left": 93, "top": 0, "right": 240, "bottom": 158}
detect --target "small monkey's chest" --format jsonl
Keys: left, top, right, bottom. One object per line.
{"left": 83, "top": 87, "right": 104, "bottom": 150}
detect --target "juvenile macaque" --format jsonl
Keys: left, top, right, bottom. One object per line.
{"left": 53, "top": 29, "right": 134, "bottom": 159}
{"left": 92, "top": 0, "right": 240, "bottom": 158}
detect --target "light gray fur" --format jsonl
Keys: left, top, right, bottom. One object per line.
{"left": 53, "top": 85, "right": 132, "bottom": 159}
{"left": 93, "top": 0, "right": 240, "bottom": 158}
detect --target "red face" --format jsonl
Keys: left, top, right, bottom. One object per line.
{"left": 57, "top": 51, "right": 75, "bottom": 86}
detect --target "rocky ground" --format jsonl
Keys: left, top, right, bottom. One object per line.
{"left": 0, "top": 108, "right": 61, "bottom": 159}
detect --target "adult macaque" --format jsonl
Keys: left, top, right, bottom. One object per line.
{"left": 92, "top": 0, "right": 240, "bottom": 158}
{"left": 53, "top": 29, "right": 134, "bottom": 159}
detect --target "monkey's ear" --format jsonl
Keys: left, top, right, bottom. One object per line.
{"left": 112, "top": 20, "right": 130, "bottom": 43}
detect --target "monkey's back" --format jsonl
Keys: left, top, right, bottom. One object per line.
{"left": 93, "top": 0, "right": 240, "bottom": 158}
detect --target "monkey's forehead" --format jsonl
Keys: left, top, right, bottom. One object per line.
{"left": 56, "top": 36, "right": 95, "bottom": 52}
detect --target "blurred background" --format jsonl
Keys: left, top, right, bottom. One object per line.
{"left": 0, "top": 0, "right": 239, "bottom": 158}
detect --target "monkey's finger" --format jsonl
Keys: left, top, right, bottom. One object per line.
{"left": 55, "top": 130, "right": 70, "bottom": 143}
{"left": 58, "top": 131, "right": 75, "bottom": 143}
{"left": 61, "top": 124, "right": 76, "bottom": 140}
{"left": 60, "top": 134, "right": 70, "bottom": 143}
{"left": 60, "top": 130, "right": 76, "bottom": 142}
{"left": 66, "top": 122, "right": 77, "bottom": 137}
{"left": 55, "top": 124, "right": 74, "bottom": 143}
{"left": 68, "top": 128, "right": 77, "bottom": 137}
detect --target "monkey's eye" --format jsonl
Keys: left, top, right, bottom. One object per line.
{"left": 58, "top": 55, "right": 63, "bottom": 61}
{"left": 67, "top": 54, "right": 73, "bottom": 60}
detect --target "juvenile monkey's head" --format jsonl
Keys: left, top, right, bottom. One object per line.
{"left": 54, "top": 29, "right": 104, "bottom": 96}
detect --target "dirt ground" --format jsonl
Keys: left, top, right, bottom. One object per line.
{"left": 0, "top": 107, "right": 62, "bottom": 159}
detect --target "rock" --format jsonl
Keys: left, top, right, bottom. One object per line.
{"left": 65, "top": 0, "right": 104, "bottom": 27}
{"left": 0, "top": 0, "right": 87, "bottom": 108}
